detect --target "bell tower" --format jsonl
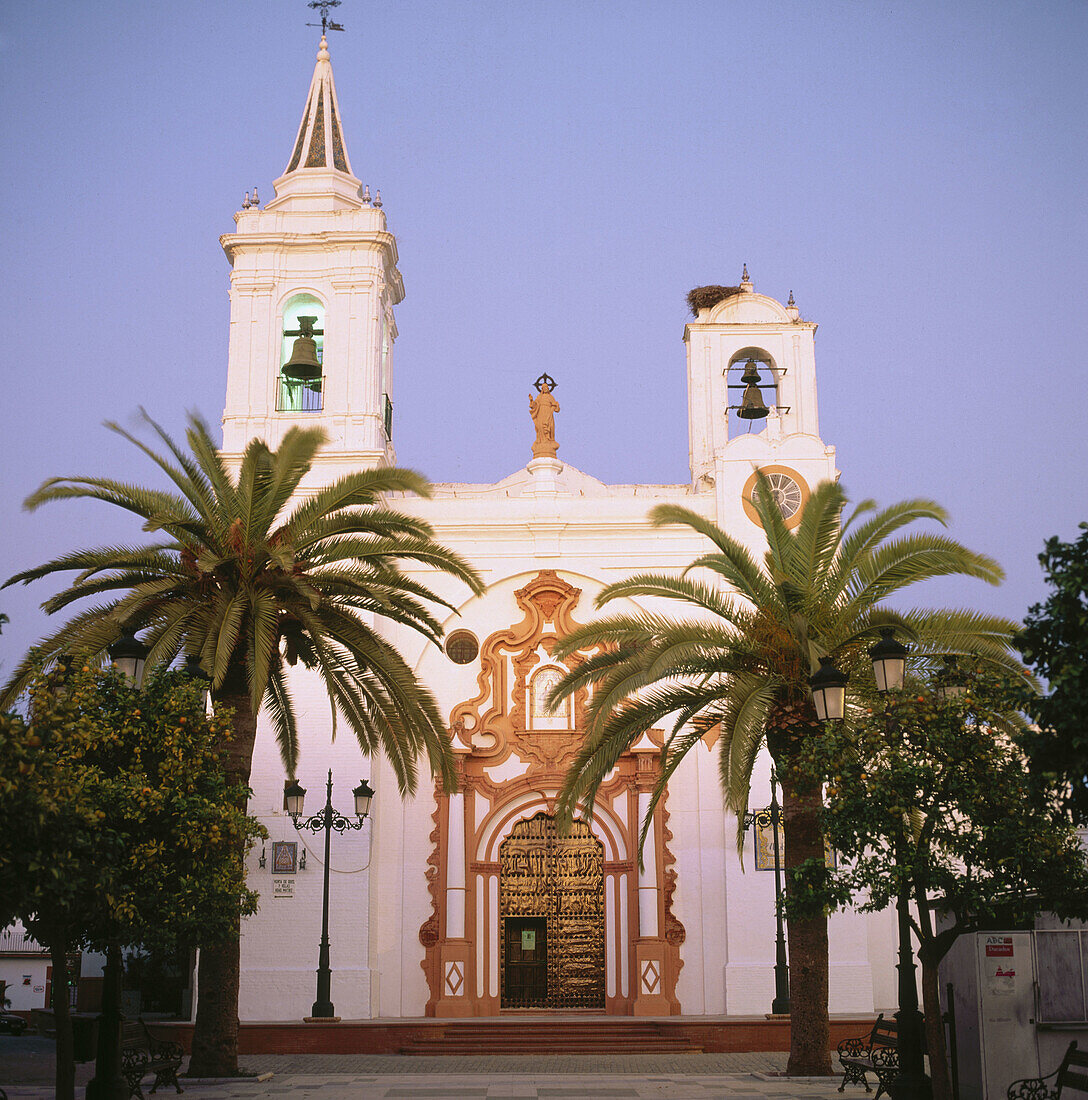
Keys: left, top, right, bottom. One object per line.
{"left": 220, "top": 34, "right": 402, "bottom": 474}
{"left": 684, "top": 269, "right": 837, "bottom": 525}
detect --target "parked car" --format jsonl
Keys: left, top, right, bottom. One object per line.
{"left": 0, "top": 1011, "right": 27, "bottom": 1036}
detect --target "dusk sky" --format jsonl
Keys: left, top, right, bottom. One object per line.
{"left": 2, "top": 0, "right": 1085, "bottom": 672}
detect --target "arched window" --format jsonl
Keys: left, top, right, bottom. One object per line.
{"left": 726, "top": 348, "right": 781, "bottom": 439}
{"left": 529, "top": 666, "right": 570, "bottom": 730}
{"left": 278, "top": 294, "right": 325, "bottom": 412}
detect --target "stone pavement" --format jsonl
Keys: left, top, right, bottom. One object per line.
{"left": 0, "top": 1046, "right": 870, "bottom": 1100}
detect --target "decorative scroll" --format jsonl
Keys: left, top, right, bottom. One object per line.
{"left": 499, "top": 812, "right": 604, "bottom": 1009}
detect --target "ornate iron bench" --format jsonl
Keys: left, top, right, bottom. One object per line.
{"left": 837, "top": 1013, "right": 900, "bottom": 1098}
{"left": 1008, "top": 1042, "right": 1088, "bottom": 1100}
{"left": 120, "top": 1019, "right": 184, "bottom": 1099}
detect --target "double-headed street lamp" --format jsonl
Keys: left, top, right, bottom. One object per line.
{"left": 742, "top": 768, "right": 790, "bottom": 1015}
{"left": 808, "top": 628, "right": 931, "bottom": 1100}
{"left": 284, "top": 770, "right": 374, "bottom": 1019}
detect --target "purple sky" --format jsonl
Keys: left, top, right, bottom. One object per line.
{"left": 2, "top": 1, "right": 1086, "bottom": 672}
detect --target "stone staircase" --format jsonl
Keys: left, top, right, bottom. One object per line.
{"left": 399, "top": 1017, "right": 704, "bottom": 1055}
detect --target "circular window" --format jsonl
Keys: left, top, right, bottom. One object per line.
{"left": 445, "top": 630, "right": 479, "bottom": 664}
{"left": 742, "top": 466, "right": 810, "bottom": 530}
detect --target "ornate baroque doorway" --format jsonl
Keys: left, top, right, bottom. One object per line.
{"left": 499, "top": 813, "right": 604, "bottom": 1009}
{"left": 419, "top": 571, "right": 685, "bottom": 1016}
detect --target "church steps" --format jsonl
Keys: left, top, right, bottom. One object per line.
{"left": 397, "top": 1019, "right": 703, "bottom": 1055}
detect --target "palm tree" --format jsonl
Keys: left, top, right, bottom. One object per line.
{"left": 1, "top": 412, "right": 483, "bottom": 1075}
{"left": 548, "top": 471, "right": 1021, "bottom": 1076}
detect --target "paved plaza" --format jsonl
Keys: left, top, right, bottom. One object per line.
{"left": 0, "top": 1040, "right": 868, "bottom": 1100}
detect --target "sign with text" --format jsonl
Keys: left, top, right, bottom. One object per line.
{"left": 272, "top": 877, "right": 295, "bottom": 899}
{"left": 985, "top": 936, "right": 1014, "bottom": 957}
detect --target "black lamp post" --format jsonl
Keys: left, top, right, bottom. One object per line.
{"left": 285, "top": 770, "right": 374, "bottom": 1019}
{"left": 866, "top": 627, "right": 931, "bottom": 1100}
{"left": 809, "top": 634, "right": 930, "bottom": 1100}
{"left": 743, "top": 767, "right": 790, "bottom": 1015}
{"left": 87, "top": 628, "right": 150, "bottom": 1100}
{"left": 182, "top": 653, "right": 212, "bottom": 710}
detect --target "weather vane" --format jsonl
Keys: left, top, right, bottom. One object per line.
{"left": 307, "top": 0, "right": 345, "bottom": 35}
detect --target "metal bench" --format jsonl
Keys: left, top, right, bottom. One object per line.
{"left": 1008, "top": 1042, "right": 1088, "bottom": 1100}
{"left": 120, "top": 1019, "right": 184, "bottom": 1099}
{"left": 837, "top": 1013, "right": 900, "bottom": 1099}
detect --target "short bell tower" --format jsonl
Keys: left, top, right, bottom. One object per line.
{"left": 684, "top": 269, "right": 837, "bottom": 524}
{"left": 220, "top": 34, "right": 402, "bottom": 474}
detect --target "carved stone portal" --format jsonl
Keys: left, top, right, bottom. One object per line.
{"left": 420, "top": 570, "right": 684, "bottom": 1016}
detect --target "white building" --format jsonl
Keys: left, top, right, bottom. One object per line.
{"left": 224, "top": 35, "right": 898, "bottom": 1023}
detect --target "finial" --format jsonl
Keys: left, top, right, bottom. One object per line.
{"left": 362, "top": 184, "right": 371, "bottom": 206}
{"left": 242, "top": 191, "right": 251, "bottom": 209}
{"left": 252, "top": 186, "right": 259, "bottom": 207}
{"left": 787, "top": 289, "right": 795, "bottom": 306}
{"left": 307, "top": 0, "right": 345, "bottom": 40}
{"left": 373, "top": 189, "right": 382, "bottom": 208}
{"left": 742, "top": 263, "right": 750, "bottom": 282}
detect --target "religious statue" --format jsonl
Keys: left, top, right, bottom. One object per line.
{"left": 530, "top": 373, "right": 560, "bottom": 458}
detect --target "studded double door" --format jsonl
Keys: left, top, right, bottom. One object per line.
{"left": 498, "top": 813, "right": 605, "bottom": 1009}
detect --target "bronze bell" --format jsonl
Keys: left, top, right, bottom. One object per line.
{"left": 283, "top": 316, "right": 322, "bottom": 381}
{"left": 737, "top": 359, "right": 770, "bottom": 420}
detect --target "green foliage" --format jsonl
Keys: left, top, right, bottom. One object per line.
{"left": 1019, "top": 522, "right": 1088, "bottom": 823}
{"left": 0, "top": 411, "right": 483, "bottom": 793}
{"left": 0, "top": 665, "right": 263, "bottom": 954}
{"left": 549, "top": 473, "right": 1022, "bottom": 841}
{"left": 795, "top": 668, "right": 1088, "bottom": 941}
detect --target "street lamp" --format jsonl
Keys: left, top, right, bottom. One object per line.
{"left": 809, "top": 636, "right": 931, "bottom": 1100}
{"left": 108, "top": 627, "right": 148, "bottom": 687}
{"left": 89, "top": 629, "right": 150, "bottom": 1100}
{"left": 866, "top": 629, "right": 931, "bottom": 1100}
{"left": 181, "top": 653, "right": 212, "bottom": 710}
{"left": 742, "top": 767, "right": 790, "bottom": 1015}
{"left": 934, "top": 655, "right": 967, "bottom": 702}
{"left": 285, "top": 770, "right": 374, "bottom": 1019}
{"left": 809, "top": 655, "right": 848, "bottom": 721}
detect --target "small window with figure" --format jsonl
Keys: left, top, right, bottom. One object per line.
{"left": 279, "top": 294, "right": 325, "bottom": 412}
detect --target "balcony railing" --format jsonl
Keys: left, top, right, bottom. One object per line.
{"left": 277, "top": 376, "right": 324, "bottom": 412}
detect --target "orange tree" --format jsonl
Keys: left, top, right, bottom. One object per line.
{"left": 1, "top": 412, "right": 482, "bottom": 1074}
{"left": 0, "top": 666, "right": 262, "bottom": 1100}
{"left": 796, "top": 668, "right": 1088, "bottom": 1100}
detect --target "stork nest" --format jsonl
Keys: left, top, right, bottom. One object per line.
{"left": 687, "top": 285, "right": 743, "bottom": 316}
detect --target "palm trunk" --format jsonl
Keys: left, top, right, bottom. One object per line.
{"left": 48, "top": 938, "right": 75, "bottom": 1100}
{"left": 188, "top": 671, "right": 256, "bottom": 1078}
{"left": 778, "top": 771, "right": 832, "bottom": 1076}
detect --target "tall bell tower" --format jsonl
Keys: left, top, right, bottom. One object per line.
{"left": 220, "top": 34, "right": 402, "bottom": 475}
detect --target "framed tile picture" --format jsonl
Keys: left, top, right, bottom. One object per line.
{"left": 271, "top": 840, "right": 298, "bottom": 875}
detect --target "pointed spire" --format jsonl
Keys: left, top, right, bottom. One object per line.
{"left": 284, "top": 35, "right": 353, "bottom": 178}
{"left": 740, "top": 263, "right": 754, "bottom": 293}
{"left": 787, "top": 290, "right": 795, "bottom": 306}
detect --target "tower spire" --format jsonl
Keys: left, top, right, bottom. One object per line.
{"left": 284, "top": 34, "right": 353, "bottom": 177}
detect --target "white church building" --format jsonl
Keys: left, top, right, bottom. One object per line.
{"left": 223, "top": 35, "right": 898, "bottom": 1025}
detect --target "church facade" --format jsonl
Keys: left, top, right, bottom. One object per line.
{"left": 222, "top": 37, "right": 898, "bottom": 1023}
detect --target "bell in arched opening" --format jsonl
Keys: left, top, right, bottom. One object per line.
{"left": 282, "top": 316, "right": 323, "bottom": 381}
{"left": 737, "top": 359, "right": 770, "bottom": 420}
